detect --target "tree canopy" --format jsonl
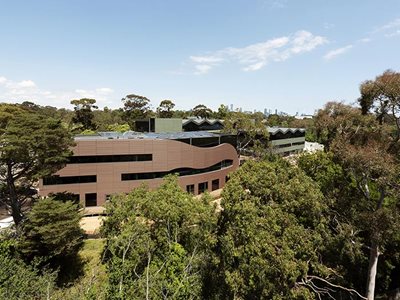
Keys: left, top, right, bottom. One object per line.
{"left": 0, "top": 104, "right": 74, "bottom": 226}
{"left": 121, "top": 94, "right": 152, "bottom": 129}
{"left": 156, "top": 99, "right": 175, "bottom": 118}
{"left": 192, "top": 104, "right": 213, "bottom": 119}
{"left": 101, "top": 175, "right": 217, "bottom": 299}
{"left": 70, "top": 98, "right": 98, "bottom": 131}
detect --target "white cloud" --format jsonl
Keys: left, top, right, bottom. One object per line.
{"left": 16, "top": 80, "right": 36, "bottom": 88}
{"left": 369, "top": 18, "right": 400, "bottom": 38}
{"left": 265, "top": 0, "right": 288, "bottom": 9}
{"left": 189, "top": 30, "right": 327, "bottom": 74}
{"left": 194, "top": 65, "right": 213, "bottom": 75}
{"left": 0, "top": 75, "right": 115, "bottom": 108}
{"left": 96, "top": 87, "right": 114, "bottom": 94}
{"left": 190, "top": 56, "right": 224, "bottom": 64}
{"left": 323, "top": 22, "right": 335, "bottom": 30}
{"left": 358, "top": 38, "right": 371, "bottom": 43}
{"left": 323, "top": 45, "right": 353, "bottom": 60}
{"left": 385, "top": 30, "right": 400, "bottom": 38}
{"left": 372, "top": 18, "right": 400, "bottom": 33}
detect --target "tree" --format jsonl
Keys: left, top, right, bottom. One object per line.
{"left": 70, "top": 98, "right": 98, "bottom": 131}
{"left": 222, "top": 111, "right": 269, "bottom": 158}
{"left": 102, "top": 176, "right": 217, "bottom": 299}
{"left": 192, "top": 104, "right": 212, "bottom": 119}
{"left": 106, "top": 123, "right": 130, "bottom": 132}
{"left": 93, "top": 107, "right": 125, "bottom": 131}
{"left": 0, "top": 104, "right": 74, "bottom": 226}
{"left": 359, "top": 70, "right": 400, "bottom": 153}
{"left": 208, "top": 159, "right": 365, "bottom": 299}
{"left": 19, "top": 198, "right": 84, "bottom": 284}
{"left": 0, "top": 252, "right": 56, "bottom": 299}
{"left": 215, "top": 104, "right": 229, "bottom": 119}
{"left": 121, "top": 94, "right": 151, "bottom": 129}
{"left": 156, "top": 99, "right": 175, "bottom": 118}
{"left": 313, "top": 101, "right": 400, "bottom": 299}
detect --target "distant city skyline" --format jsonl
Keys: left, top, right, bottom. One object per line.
{"left": 1, "top": 0, "right": 400, "bottom": 114}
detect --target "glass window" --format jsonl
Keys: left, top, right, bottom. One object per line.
{"left": 85, "top": 193, "right": 97, "bottom": 207}
{"left": 186, "top": 184, "right": 195, "bottom": 194}
{"left": 198, "top": 182, "right": 208, "bottom": 193}
{"left": 212, "top": 179, "right": 219, "bottom": 191}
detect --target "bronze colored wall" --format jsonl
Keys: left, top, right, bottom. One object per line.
{"left": 38, "top": 139, "right": 239, "bottom": 206}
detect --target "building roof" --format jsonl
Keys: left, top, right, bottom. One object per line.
{"left": 182, "top": 118, "right": 224, "bottom": 126}
{"left": 267, "top": 127, "right": 305, "bottom": 135}
{"left": 75, "top": 131, "right": 229, "bottom": 141}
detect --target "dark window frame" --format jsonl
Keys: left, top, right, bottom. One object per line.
{"left": 121, "top": 160, "right": 233, "bottom": 181}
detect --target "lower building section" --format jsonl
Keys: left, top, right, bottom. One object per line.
{"left": 38, "top": 135, "right": 239, "bottom": 207}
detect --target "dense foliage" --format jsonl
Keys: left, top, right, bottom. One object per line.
{"left": 19, "top": 198, "right": 85, "bottom": 284}
{"left": 101, "top": 176, "right": 217, "bottom": 299}
{"left": 1, "top": 70, "right": 400, "bottom": 299}
{"left": 0, "top": 103, "right": 74, "bottom": 226}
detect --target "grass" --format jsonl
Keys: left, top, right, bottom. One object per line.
{"left": 52, "top": 238, "right": 108, "bottom": 300}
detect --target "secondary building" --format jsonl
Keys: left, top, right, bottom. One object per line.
{"left": 38, "top": 131, "right": 239, "bottom": 207}
{"left": 268, "top": 127, "right": 305, "bottom": 155}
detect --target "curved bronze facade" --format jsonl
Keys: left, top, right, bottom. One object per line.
{"left": 38, "top": 139, "right": 239, "bottom": 206}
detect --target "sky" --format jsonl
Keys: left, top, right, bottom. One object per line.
{"left": 1, "top": 0, "right": 400, "bottom": 115}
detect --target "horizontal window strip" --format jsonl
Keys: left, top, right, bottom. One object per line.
{"left": 121, "top": 160, "right": 233, "bottom": 181}
{"left": 67, "top": 154, "right": 152, "bottom": 164}
{"left": 43, "top": 175, "right": 97, "bottom": 185}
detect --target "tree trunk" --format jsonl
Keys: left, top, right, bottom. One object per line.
{"left": 366, "top": 242, "right": 380, "bottom": 300}
{"left": 7, "top": 162, "right": 22, "bottom": 226}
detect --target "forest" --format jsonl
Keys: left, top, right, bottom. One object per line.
{"left": 0, "top": 70, "right": 399, "bottom": 299}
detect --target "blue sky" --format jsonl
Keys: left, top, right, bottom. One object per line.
{"left": 1, "top": 0, "right": 400, "bottom": 114}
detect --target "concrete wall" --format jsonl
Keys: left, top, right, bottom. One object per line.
{"left": 38, "top": 139, "right": 239, "bottom": 206}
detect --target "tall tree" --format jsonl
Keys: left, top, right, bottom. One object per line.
{"left": 358, "top": 69, "right": 400, "bottom": 153}
{"left": 70, "top": 98, "right": 98, "bottom": 131}
{"left": 192, "top": 104, "right": 212, "bottom": 119}
{"left": 156, "top": 99, "right": 175, "bottom": 118}
{"left": 209, "top": 159, "right": 364, "bottom": 299}
{"left": 121, "top": 94, "right": 151, "bottom": 129}
{"left": 215, "top": 104, "right": 229, "bottom": 119}
{"left": 102, "top": 176, "right": 217, "bottom": 299}
{"left": 0, "top": 104, "right": 74, "bottom": 226}
{"left": 314, "top": 101, "right": 400, "bottom": 299}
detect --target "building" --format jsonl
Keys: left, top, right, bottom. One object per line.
{"left": 182, "top": 118, "right": 224, "bottom": 132}
{"left": 268, "top": 127, "right": 306, "bottom": 155}
{"left": 134, "top": 118, "right": 182, "bottom": 133}
{"left": 38, "top": 131, "right": 239, "bottom": 207}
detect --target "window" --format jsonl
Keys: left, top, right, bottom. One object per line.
{"left": 85, "top": 193, "right": 97, "bottom": 207}
{"left": 186, "top": 184, "right": 195, "bottom": 194}
{"left": 67, "top": 154, "right": 152, "bottom": 164}
{"left": 198, "top": 182, "right": 208, "bottom": 193}
{"left": 292, "top": 141, "right": 305, "bottom": 146}
{"left": 121, "top": 160, "right": 233, "bottom": 181}
{"left": 43, "top": 175, "right": 97, "bottom": 185}
{"left": 212, "top": 179, "right": 219, "bottom": 191}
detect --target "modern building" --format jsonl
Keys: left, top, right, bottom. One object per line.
{"left": 38, "top": 131, "right": 239, "bottom": 207}
{"left": 182, "top": 118, "right": 224, "bottom": 132}
{"left": 268, "top": 127, "right": 306, "bottom": 155}
{"left": 134, "top": 118, "right": 182, "bottom": 133}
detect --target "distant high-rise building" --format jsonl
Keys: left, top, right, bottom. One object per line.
{"left": 230, "top": 104, "right": 233, "bottom": 111}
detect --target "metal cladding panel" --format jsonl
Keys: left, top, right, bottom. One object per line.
{"left": 38, "top": 139, "right": 239, "bottom": 206}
